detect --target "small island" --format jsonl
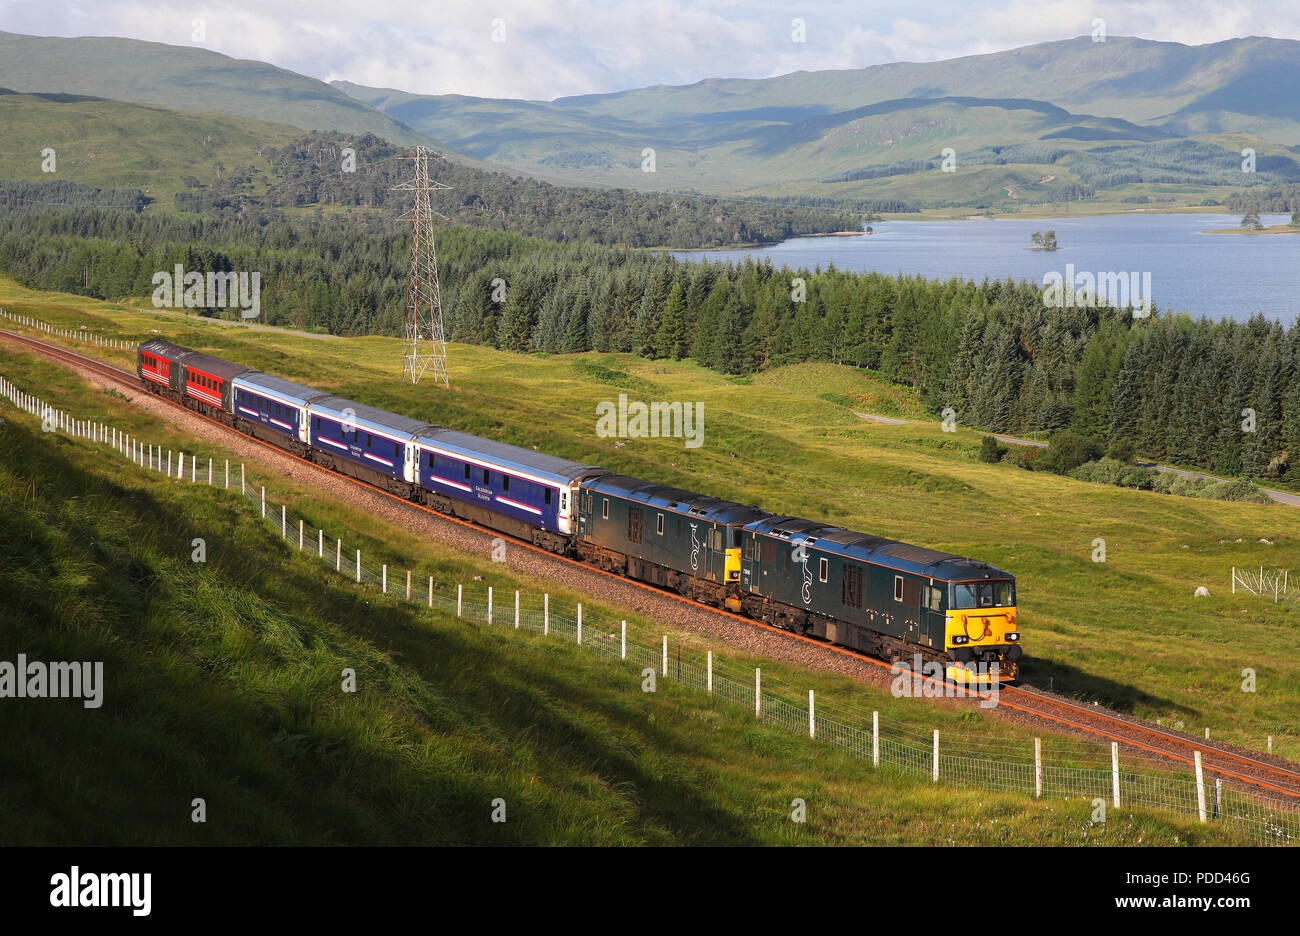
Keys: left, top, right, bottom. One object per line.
{"left": 1204, "top": 209, "right": 1300, "bottom": 235}
{"left": 1029, "top": 230, "right": 1059, "bottom": 250}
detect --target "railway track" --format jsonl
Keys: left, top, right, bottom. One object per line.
{"left": 6, "top": 326, "right": 1300, "bottom": 801}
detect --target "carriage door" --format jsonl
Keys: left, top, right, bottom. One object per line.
{"left": 919, "top": 580, "right": 944, "bottom": 648}
{"left": 897, "top": 576, "right": 922, "bottom": 642}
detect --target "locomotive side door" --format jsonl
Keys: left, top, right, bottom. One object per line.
{"left": 920, "top": 580, "right": 944, "bottom": 649}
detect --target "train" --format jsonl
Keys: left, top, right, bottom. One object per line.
{"left": 137, "top": 338, "right": 1022, "bottom": 684}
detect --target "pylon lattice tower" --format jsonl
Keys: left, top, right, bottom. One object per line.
{"left": 393, "top": 146, "right": 451, "bottom": 385}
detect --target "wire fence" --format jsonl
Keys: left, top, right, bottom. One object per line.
{"left": 1232, "top": 566, "right": 1299, "bottom": 604}
{"left": 0, "top": 308, "right": 135, "bottom": 352}
{"left": 4, "top": 369, "right": 1299, "bottom": 846}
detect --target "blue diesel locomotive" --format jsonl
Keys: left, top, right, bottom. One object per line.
{"left": 137, "top": 341, "right": 1021, "bottom": 683}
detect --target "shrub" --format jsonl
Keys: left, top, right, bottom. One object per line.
{"left": 1068, "top": 457, "right": 1127, "bottom": 486}
{"left": 1006, "top": 446, "right": 1040, "bottom": 470}
{"left": 1118, "top": 467, "right": 1157, "bottom": 490}
{"left": 1039, "top": 430, "right": 1104, "bottom": 474}
{"left": 1200, "top": 478, "right": 1272, "bottom": 503}
{"left": 1105, "top": 438, "right": 1136, "bottom": 464}
{"left": 978, "top": 435, "right": 1006, "bottom": 463}
{"left": 1169, "top": 475, "right": 1210, "bottom": 497}
{"left": 1151, "top": 472, "right": 1177, "bottom": 494}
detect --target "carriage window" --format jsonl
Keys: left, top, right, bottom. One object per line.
{"left": 602, "top": 498, "right": 609, "bottom": 520}
{"left": 502, "top": 475, "right": 509, "bottom": 491}
{"left": 367, "top": 434, "right": 373, "bottom": 448}
{"left": 545, "top": 489, "right": 552, "bottom": 505}
{"left": 483, "top": 468, "right": 490, "bottom": 485}
{"left": 656, "top": 513, "right": 664, "bottom": 535}
{"left": 395, "top": 442, "right": 402, "bottom": 460}
{"left": 818, "top": 557, "right": 828, "bottom": 583}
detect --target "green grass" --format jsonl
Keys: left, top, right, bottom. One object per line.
{"left": 3, "top": 344, "right": 1260, "bottom": 845}
{"left": 3, "top": 277, "right": 1298, "bottom": 766}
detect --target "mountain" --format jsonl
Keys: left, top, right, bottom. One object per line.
{"left": 0, "top": 31, "right": 452, "bottom": 154}
{"left": 337, "top": 35, "right": 1300, "bottom": 205}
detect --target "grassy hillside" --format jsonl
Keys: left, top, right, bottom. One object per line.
{"left": 2, "top": 275, "right": 1298, "bottom": 765}
{"left": 2, "top": 343, "right": 1251, "bottom": 845}
{"left": 339, "top": 35, "right": 1300, "bottom": 206}
{"left": 0, "top": 31, "right": 445, "bottom": 152}
{"left": 0, "top": 90, "right": 303, "bottom": 203}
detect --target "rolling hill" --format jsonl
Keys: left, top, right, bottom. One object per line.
{"left": 337, "top": 35, "right": 1300, "bottom": 204}
{"left": 0, "top": 30, "right": 478, "bottom": 161}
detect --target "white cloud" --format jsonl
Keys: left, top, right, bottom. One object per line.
{"left": 2, "top": 0, "right": 1299, "bottom": 99}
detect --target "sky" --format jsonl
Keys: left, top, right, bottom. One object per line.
{"left": 3, "top": 1, "right": 1299, "bottom": 100}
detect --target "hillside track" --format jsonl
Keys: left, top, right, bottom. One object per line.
{"left": 6, "top": 328, "right": 1300, "bottom": 800}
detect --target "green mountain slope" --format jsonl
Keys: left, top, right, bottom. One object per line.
{"left": 0, "top": 89, "right": 303, "bottom": 203}
{"left": 0, "top": 31, "right": 458, "bottom": 154}
{"left": 338, "top": 35, "right": 1300, "bottom": 203}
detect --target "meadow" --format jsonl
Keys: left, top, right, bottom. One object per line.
{"left": 2, "top": 272, "right": 1297, "bottom": 770}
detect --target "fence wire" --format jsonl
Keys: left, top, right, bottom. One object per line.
{"left": 5, "top": 370, "right": 1299, "bottom": 846}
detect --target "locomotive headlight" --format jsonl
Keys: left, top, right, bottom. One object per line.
{"left": 952, "top": 635, "right": 969, "bottom": 645}
{"left": 1006, "top": 632, "right": 1019, "bottom": 642}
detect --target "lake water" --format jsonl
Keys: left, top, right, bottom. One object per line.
{"left": 672, "top": 213, "right": 1299, "bottom": 324}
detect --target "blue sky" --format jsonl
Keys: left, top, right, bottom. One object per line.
{"left": 4, "top": 1, "right": 1299, "bottom": 99}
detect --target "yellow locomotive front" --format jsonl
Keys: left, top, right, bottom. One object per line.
{"left": 944, "top": 578, "right": 1021, "bottom": 685}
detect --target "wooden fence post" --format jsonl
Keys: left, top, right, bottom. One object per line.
{"left": 755, "top": 668, "right": 761, "bottom": 719}
{"left": 1111, "top": 742, "right": 1121, "bottom": 809}
{"left": 809, "top": 690, "right": 815, "bottom": 739}
{"left": 457, "top": 584, "right": 463, "bottom": 618}
{"left": 873, "top": 711, "right": 879, "bottom": 767}
{"left": 707, "top": 651, "right": 712, "bottom": 694}
{"left": 1194, "top": 751, "right": 1207, "bottom": 823}
{"left": 1034, "top": 737, "right": 1042, "bottom": 798}
{"left": 933, "top": 730, "right": 940, "bottom": 782}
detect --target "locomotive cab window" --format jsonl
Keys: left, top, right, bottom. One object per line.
{"left": 926, "top": 586, "right": 943, "bottom": 612}
{"left": 951, "top": 581, "right": 1015, "bottom": 609}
